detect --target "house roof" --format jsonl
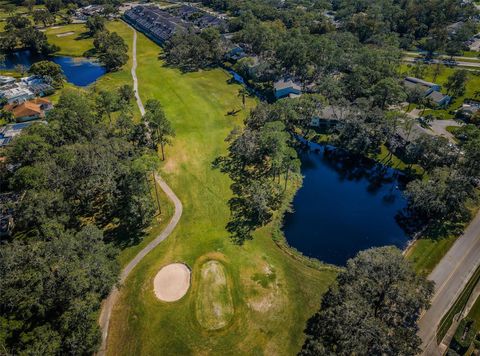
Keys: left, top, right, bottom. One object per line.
{"left": 31, "top": 97, "right": 51, "bottom": 106}
{"left": 274, "top": 78, "right": 301, "bottom": 91}
{"left": 404, "top": 77, "right": 438, "bottom": 88}
{"left": 426, "top": 91, "right": 449, "bottom": 104}
{"left": 4, "top": 98, "right": 51, "bottom": 119}
{"left": 0, "top": 76, "right": 15, "bottom": 86}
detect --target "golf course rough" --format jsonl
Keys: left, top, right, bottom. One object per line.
{"left": 195, "top": 260, "right": 234, "bottom": 330}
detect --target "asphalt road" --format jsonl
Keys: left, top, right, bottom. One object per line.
{"left": 97, "top": 27, "right": 183, "bottom": 356}
{"left": 403, "top": 56, "right": 480, "bottom": 69}
{"left": 418, "top": 211, "right": 480, "bottom": 355}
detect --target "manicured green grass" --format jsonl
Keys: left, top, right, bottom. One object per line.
{"left": 45, "top": 24, "right": 93, "bottom": 57}
{"left": 106, "top": 29, "right": 337, "bottom": 355}
{"left": 406, "top": 235, "right": 458, "bottom": 275}
{"left": 463, "top": 51, "right": 480, "bottom": 58}
{"left": 44, "top": 20, "right": 153, "bottom": 263}
{"left": 373, "top": 145, "right": 422, "bottom": 175}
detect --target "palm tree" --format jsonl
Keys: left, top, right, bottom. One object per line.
{"left": 238, "top": 87, "right": 249, "bottom": 109}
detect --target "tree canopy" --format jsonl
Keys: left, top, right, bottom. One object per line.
{"left": 301, "top": 246, "right": 434, "bottom": 356}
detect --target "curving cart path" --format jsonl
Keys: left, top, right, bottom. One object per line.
{"left": 97, "top": 27, "right": 183, "bottom": 356}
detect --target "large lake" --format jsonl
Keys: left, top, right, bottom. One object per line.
{"left": 283, "top": 144, "right": 409, "bottom": 266}
{"left": 1, "top": 50, "right": 106, "bottom": 86}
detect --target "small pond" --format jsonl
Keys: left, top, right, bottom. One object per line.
{"left": 283, "top": 143, "right": 409, "bottom": 266}
{"left": 0, "top": 50, "right": 106, "bottom": 86}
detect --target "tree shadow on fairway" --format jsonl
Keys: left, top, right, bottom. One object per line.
{"left": 105, "top": 224, "right": 148, "bottom": 251}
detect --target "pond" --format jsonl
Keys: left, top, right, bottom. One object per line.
{"left": 0, "top": 50, "right": 106, "bottom": 87}
{"left": 283, "top": 143, "right": 409, "bottom": 266}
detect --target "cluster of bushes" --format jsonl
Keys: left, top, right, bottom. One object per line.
{"left": 449, "top": 318, "right": 478, "bottom": 355}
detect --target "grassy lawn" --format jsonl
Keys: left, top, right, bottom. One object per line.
{"left": 106, "top": 29, "right": 337, "bottom": 355}
{"left": 406, "top": 235, "right": 458, "bottom": 275}
{"left": 45, "top": 23, "right": 94, "bottom": 57}
{"left": 467, "top": 293, "right": 480, "bottom": 335}
{"left": 406, "top": 198, "right": 480, "bottom": 275}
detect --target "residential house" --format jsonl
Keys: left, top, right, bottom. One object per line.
{"left": 310, "top": 106, "right": 351, "bottom": 129}
{"left": 403, "top": 77, "right": 441, "bottom": 96}
{"left": 0, "top": 76, "right": 16, "bottom": 87}
{"left": 4, "top": 98, "right": 53, "bottom": 122}
{"left": 274, "top": 78, "right": 302, "bottom": 99}
{"left": 124, "top": 5, "right": 189, "bottom": 44}
{"left": 0, "top": 121, "right": 46, "bottom": 147}
{"left": 75, "top": 5, "right": 105, "bottom": 21}
{"left": 456, "top": 100, "right": 480, "bottom": 119}
{"left": 0, "top": 77, "right": 53, "bottom": 104}
{"left": 20, "top": 76, "right": 54, "bottom": 97}
{"left": 0, "top": 85, "right": 34, "bottom": 104}
{"left": 447, "top": 21, "right": 465, "bottom": 37}
{"left": 426, "top": 91, "right": 451, "bottom": 107}
{"left": 123, "top": 4, "right": 225, "bottom": 45}
{"left": 226, "top": 46, "right": 247, "bottom": 61}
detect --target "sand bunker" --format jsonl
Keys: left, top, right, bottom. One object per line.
{"left": 56, "top": 31, "right": 75, "bottom": 37}
{"left": 153, "top": 263, "right": 191, "bottom": 302}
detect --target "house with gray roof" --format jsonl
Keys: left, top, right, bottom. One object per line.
{"left": 426, "top": 91, "right": 451, "bottom": 107}
{"left": 123, "top": 4, "right": 225, "bottom": 45}
{"left": 403, "top": 77, "right": 441, "bottom": 96}
{"left": 274, "top": 78, "right": 302, "bottom": 99}
{"left": 0, "top": 76, "right": 15, "bottom": 87}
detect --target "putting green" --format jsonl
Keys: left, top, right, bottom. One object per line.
{"left": 195, "top": 260, "right": 234, "bottom": 330}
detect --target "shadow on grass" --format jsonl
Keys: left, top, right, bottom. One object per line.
{"left": 83, "top": 48, "right": 98, "bottom": 57}
{"left": 75, "top": 31, "right": 93, "bottom": 41}
{"left": 105, "top": 224, "right": 148, "bottom": 251}
{"left": 397, "top": 210, "right": 466, "bottom": 241}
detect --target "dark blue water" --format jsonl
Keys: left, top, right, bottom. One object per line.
{"left": 283, "top": 145, "right": 409, "bottom": 266}
{"left": 0, "top": 50, "right": 106, "bottom": 86}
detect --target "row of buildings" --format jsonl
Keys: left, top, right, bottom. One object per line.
{"left": 0, "top": 75, "right": 53, "bottom": 147}
{"left": 123, "top": 4, "right": 225, "bottom": 44}
{"left": 0, "top": 75, "right": 54, "bottom": 104}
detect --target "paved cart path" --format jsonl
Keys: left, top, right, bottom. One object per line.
{"left": 97, "top": 26, "right": 183, "bottom": 356}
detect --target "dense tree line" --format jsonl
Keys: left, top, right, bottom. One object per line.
{"left": 0, "top": 86, "right": 171, "bottom": 354}
{"left": 301, "top": 246, "right": 433, "bottom": 355}
{"left": 402, "top": 125, "right": 480, "bottom": 227}
{"left": 165, "top": 27, "right": 224, "bottom": 71}
{"left": 0, "top": 15, "right": 59, "bottom": 55}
